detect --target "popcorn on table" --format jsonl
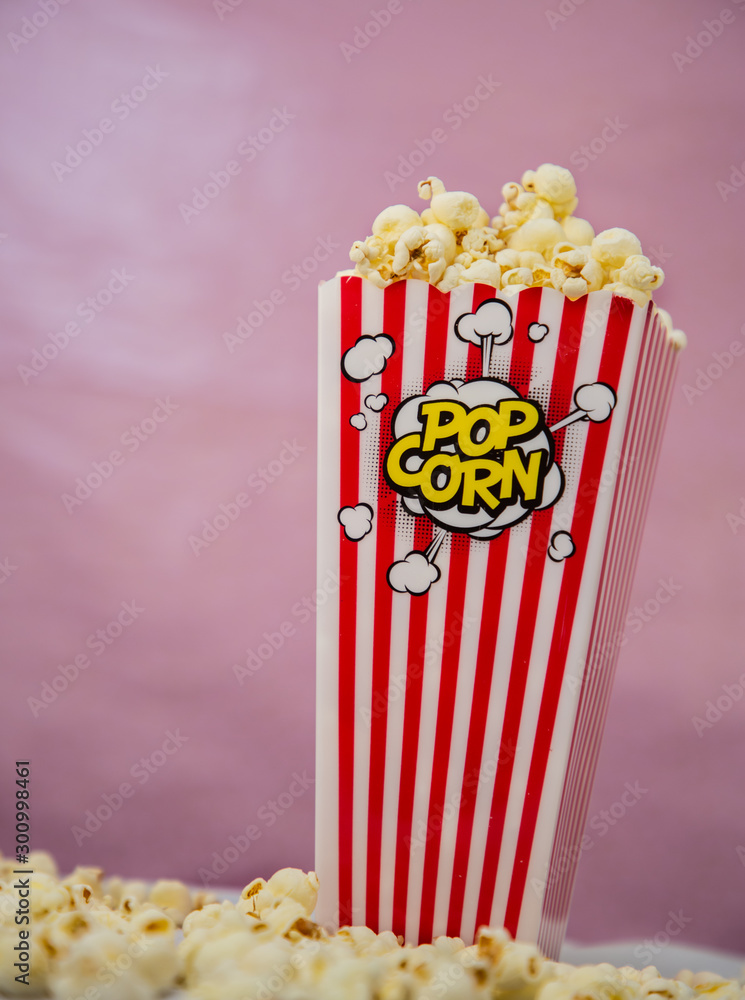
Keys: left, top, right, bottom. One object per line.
{"left": 345, "top": 164, "right": 666, "bottom": 309}
{"left": 1, "top": 852, "right": 741, "bottom": 999}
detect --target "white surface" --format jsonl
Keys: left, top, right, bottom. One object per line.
{"left": 560, "top": 940, "right": 745, "bottom": 981}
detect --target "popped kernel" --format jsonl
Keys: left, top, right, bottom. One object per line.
{"left": 372, "top": 204, "right": 423, "bottom": 247}
{"left": 148, "top": 878, "right": 194, "bottom": 925}
{"left": 458, "top": 259, "right": 502, "bottom": 287}
{"left": 612, "top": 254, "right": 664, "bottom": 293}
{"left": 561, "top": 215, "right": 595, "bottom": 245}
{"left": 418, "top": 176, "right": 484, "bottom": 235}
{"left": 5, "top": 852, "right": 729, "bottom": 1000}
{"left": 392, "top": 223, "right": 456, "bottom": 283}
{"left": 521, "top": 163, "right": 578, "bottom": 218}
{"left": 346, "top": 164, "right": 669, "bottom": 304}
{"left": 507, "top": 217, "right": 567, "bottom": 254}
{"left": 591, "top": 227, "right": 643, "bottom": 268}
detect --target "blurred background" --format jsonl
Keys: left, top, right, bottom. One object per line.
{"left": 0, "top": 0, "right": 743, "bottom": 957}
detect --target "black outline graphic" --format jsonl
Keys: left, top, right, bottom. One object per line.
{"left": 383, "top": 377, "right": 563, "bottom": 534}
{"left": 341, "top": 334, "right": 395, "bottom": 383}
{"left": 548, "top": 530, "right": 576, "bottom": 562}
{"left": 338, "top": 502, "right": 374, "bottom": 541}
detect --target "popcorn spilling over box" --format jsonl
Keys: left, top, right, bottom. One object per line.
{"left": 316, "top": 165, "right": 685, "bottom": 955}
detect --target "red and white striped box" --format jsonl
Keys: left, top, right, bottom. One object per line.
{"left": 315, "top": 275, "right": 681, "bottom": 955}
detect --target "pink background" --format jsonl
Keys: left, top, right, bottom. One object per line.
{"left": 1, "top": 0, "right": 744, "bottom": 956}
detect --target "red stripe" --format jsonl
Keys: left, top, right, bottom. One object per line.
{"left": 445, "top": 539, "right": 509, "bottom": 935}
{"left": 338, "top": 276, "right": 363, "bottom": 925}
{"left": 503, "top": 295, "right": 635, "bottom": 936}
{"left": 474, "top": 294, "right": 587, "bottom": 934}
{"left": 444, "top": 287, "right": 543, "bottom": 937}
{"left": 538, "top": 308, "right": 664, "bottom": 951}
{"left": 418, "top": 284, "right": 540, "bottom": 941}
{"left": 539, "top": 312, "right": 671, "bottom": 954}
{"left": 391, "top": 286, "right": 450, "bottom": 934}
{"left": 391, "top": 284, "right": 452, "bottom": 936}
{"left": 417, "top": 286, "right": 498, "bottom": 941}
{"left": 391, "top": 517, "right": 433, "bottom": 931}
{"left": 365, "top": 279, "right": 408, "bottom": 930}
{"left": 539, "top": 325, "right": 681, "bottom": 958}
{"left": 417, "top": 542, "right": 471, "bottom": 941}
{"left": 538, "top": 307, "right": 656, "bottom": 937}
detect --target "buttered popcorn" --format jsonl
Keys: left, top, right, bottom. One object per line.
{"left": 0, "top": 852, "right": 741, "bottom": 999}
{"left": 345, "top": 164, "right": 666, "bottom": 308}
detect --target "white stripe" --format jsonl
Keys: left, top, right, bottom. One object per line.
{"left": 403, "top": 284, "right": 477, "bottom": 943}
{"left": 405, "top": 538, "right": 452, "bottom": 942}
{"left": 456, "top": 291, "right": 550, "bottom": 941}
{"left": 314, "top": 278, "right": 343, "bottom": 928}
{"left": 379, "top": 280, "right": 428, "bottom": 930}
{"left": 516, "top": 296, "right": 647, "bottom": 941}
{"left": 349, "top": 278, "right": 386, "bottom": 925}
{"left": 431, "top": 538, "right": 489, "bottom": 936}
{"left": 536, "top": 310, "right": 665, "bottom": 951}
{"left": 485, "top": 293, "right": 610, "bottom": 928}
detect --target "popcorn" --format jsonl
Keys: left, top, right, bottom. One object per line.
{"left": 459, "top": 225, "right": 505, "bottom": 260}
{"left": 562, "top": 215, "right": 595, "bottom": 245}
{"left": 550, "top": 245, "right": 607, "bottom": 299}
{"left": 418, "top": 176, "right": 484, "bottom": 235}
{"left": 392, "top": 223, "right": 456, "bottom": 283}
{"left": 371, "top": 204, "right": 422, "bottom": 248}
{"left": 507, "top": 217, "right": 567, "bottom": 254}
{"left": 347, "top": 164, "right": 666, "bottom": 303}
{"left": 521, "top": 163, "right": 579, "bottom": 218}
{"left": 611, "top": 254, "right": 665, "bottom": 293}
{"left": 147, "top": 878, "right": 194, "bottom": 925}
{"left": 591, "top": 227, "right": 644, "bottom": 268}
{"left": 349, "top": 236, "right": 394, "bottom": 288}
{"left": 458, "top": 259, "right": 502, "bottom": 287}
{"left": 2, "top": 852, "right": 734, "bottom": 1000}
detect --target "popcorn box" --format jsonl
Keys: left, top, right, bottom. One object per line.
{"left": 315, "top": 275, "right": 681, "bottom": 955}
